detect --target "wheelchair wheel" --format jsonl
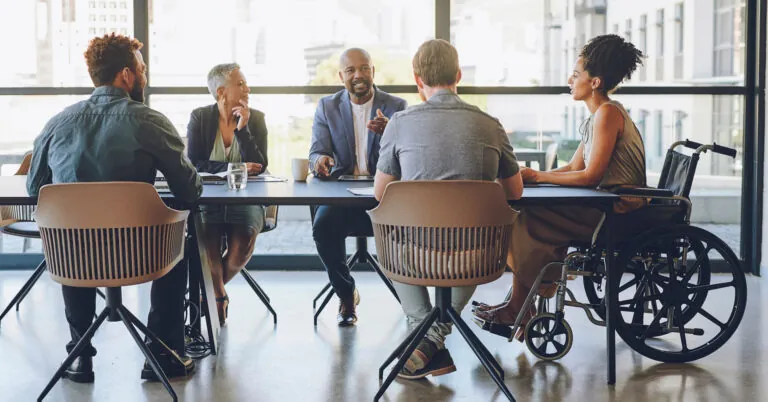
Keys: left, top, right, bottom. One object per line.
{"left": 525, "top": 313, "right": 573, "bottom": 361}
{"left": 584, "top": 236, "right": 712, "bottom": 330}
{"left": 612, "top": 225, "right": 746, "bottom": 363}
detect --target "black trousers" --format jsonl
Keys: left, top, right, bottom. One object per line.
{"left": 62, "top": 259, "right": 188, "bottom": 357}
{"left": 311, "top": 206, "right": 372, "bottom": 300}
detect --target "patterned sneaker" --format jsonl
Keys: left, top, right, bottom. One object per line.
{"left": 398, "top": 348, "right": 457, "bottom": 380}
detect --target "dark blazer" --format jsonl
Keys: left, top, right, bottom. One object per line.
{"left": 186, "top": 104, "right": 268, "bottom": 174}
{"left": 308, "top": 88, "right": 407, "bottom": 177}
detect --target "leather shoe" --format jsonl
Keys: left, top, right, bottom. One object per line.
{"left": 141, "top": 352, "right": 196, "bottom": 381}
{"left": 64, "top": 356, "right": 95, "bottom": 383}
{"left": 337, "top": 288, "right": 360, "bottom": 326}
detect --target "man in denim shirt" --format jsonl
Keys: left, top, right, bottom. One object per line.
{"left": 27, "top": 34, "right": 201, "bottom": 383}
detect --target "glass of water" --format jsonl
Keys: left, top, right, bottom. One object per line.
{"left": 227, "top": 162, "right": 248, "bottom": 190}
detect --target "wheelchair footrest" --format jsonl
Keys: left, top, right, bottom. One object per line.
{"left": 472, "top": 317, "right": 514, "bottom": 339}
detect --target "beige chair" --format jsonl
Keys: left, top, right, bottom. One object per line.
{"left": 0, "top": 152, "right": 48, "bottom": 325}
{"left": 369, "top": 181, "right": 517, "bottom": 402}
{"left": 35, "top": 182, "right": 188, "bottom": 402}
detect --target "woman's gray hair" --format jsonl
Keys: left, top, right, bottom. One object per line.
{"left": 207, "top": 63, "right": 240, "bottom": 101}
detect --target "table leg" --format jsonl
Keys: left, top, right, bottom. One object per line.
{"left": 525, "top": 160, "right": 532, "bottom": 168}
{"left": 605, "top": 209, "right": 616, "bottom": 385}
{"left": 189, "top": 213, "right": 220, "bottom": 355}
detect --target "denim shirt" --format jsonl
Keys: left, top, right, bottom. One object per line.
{"left": 27, "top": 86, "right": 202, "bottom": 203}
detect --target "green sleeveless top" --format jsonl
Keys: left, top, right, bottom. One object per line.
{"left": 209, "top": 129, "right": 242, "bottom": 163}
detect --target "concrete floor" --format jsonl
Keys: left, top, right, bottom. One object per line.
{"left": 0, "top": 270, "right": 764, "bottom": 402}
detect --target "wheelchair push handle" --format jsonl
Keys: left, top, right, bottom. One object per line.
{"left": 679, "top": 139, "right": 737, "bottom": 158}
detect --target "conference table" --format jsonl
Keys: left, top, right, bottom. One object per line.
{"left": 0, "top": 175, "right": 621, "bottom": 386}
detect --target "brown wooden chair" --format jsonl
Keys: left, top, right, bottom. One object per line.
{"left": 35, "top": 182, "right": 189, "bottom": 402}
{"left": 0, "top": 152, "right": 48, "bottom": 325}
{"left": 369, "top": 181, "right": 518, "bottom": 402}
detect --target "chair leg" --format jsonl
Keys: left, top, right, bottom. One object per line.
{"left": 0, "top": 260, "right": 46, "bottom": 324}
{"left": 13, "top": 260, "right": 47, "bottom": 312}
{"left": 240, "top": 270, "right": 271, "bottom": 302}
{"left": 374, "top": 308, "right": 440, "bottom": 402}
{"left": 240, "top": 270, "right": 277, "bottom": 324}
{"left": 364, "top": 253, "right": 400, "bottom": 303}
{"left": 118, "top": 306, "right": 184, "bottom": 365}
{"left": 38, "top": 308, "right": 110, "bottom": 401}
{"left": 115, "top": 308, "right": 178, "bottom": 402}
{"left": 378, "top": 307, "right": 438, "bottom": 379}
{"left": 447, "top": 308, "right": 515, "bottom": 402}
{"left": 312, "top": 283, "right": 332, "bottom": 309}
{"left": 313, "top": 288, "right": 335, "bottom": 326}
{"left": 447, "top": 307, "right": 503, "bottom": 377}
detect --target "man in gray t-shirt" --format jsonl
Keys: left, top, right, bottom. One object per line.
{"left": 373, "top": 39, "right": 523, "bottom": 380}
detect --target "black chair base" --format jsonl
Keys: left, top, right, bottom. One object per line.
{"left": 0, "top": 259, "right": 46, "bottom": 325}
{"left": 313, "top": 238, "right": 400, "bottom": 326}
{"left": 374, "top": 287, "right": 515, "bottom": 402}
{"left": 38, "top": 288, "right": 183, "bottom": 402}
{"left": 240, "top": 269, "right": 277, "bottom": 324}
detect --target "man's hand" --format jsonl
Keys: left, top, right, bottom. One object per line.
{"left": 367, "top": 108, "right": 389, "bottom": 135}
{"left": 520, "top": 167, "right": 538, "bottom": 183}
{"left": 245, "top": 162, "right": 263, "bottom": 175}
{"left": 314, "top": 155, "right": 335, "bottom": 177}
{"left": 233, "top": 99, "right": 251, "bottom": 131}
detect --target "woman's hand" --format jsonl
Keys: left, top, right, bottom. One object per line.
{"left": 245, "top": 162, "right": 262, "bottom": 175}
{"left": 233, "top": 99, "right": 251, "bottom": 131}
{"left": 520, "top": 167, "right": 538, "bottom": 183}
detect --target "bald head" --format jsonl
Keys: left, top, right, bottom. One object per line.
{"left": 338, "top": 47, "right": 375, "bottom": 103}
{"left": 339, "top": 48, "right": 372, "bottom": 70}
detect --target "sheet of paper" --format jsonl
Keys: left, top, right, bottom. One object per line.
{"left": 347, "top": 187, "right": 374, "bottom": 196}
{"left": 248, "top": 174, "right": 288, "bottom": 182}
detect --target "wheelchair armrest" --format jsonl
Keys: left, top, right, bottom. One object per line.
{"left": 613, "top": 187, "right": 674, "bottom": 198}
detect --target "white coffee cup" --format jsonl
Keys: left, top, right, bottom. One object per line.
{"left": 291, "top": 158, "right": 310, "bottom": 182}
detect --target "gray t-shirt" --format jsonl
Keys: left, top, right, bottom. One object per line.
{"left": 377, "top": 89, "right": 519, "bottom": 181}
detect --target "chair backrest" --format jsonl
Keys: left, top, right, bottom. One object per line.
{"left": 369, "top": 181, "right": 518, "bottom": 287}
{"left": 262, "top": 205, "right": 279, "bottom": 232}
{"left": 35, "top": 182, "right": 189, "bottom": 287}
{"left": 656, "top": 150, "right": 698, "bottom": 199}
{"left": 0, "top": 152, "right": 35, "bottom": 225}
{"left": 544, "top": 142, "right": 559, "bottom": 171}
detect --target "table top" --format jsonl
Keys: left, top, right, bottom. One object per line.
{"left": 515, "top": 148, "right": 546, "bottom": 155}
{"left": 0, "top": 176, "right": 616, "bottom": 208}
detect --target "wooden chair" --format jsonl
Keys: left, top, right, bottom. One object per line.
{"left": 369, "top": 181, "right": 518, "bottom": 402}
{"left": 35, "top": 182, "right": 189, "bottom": 402}
{"left": 0, "top": 152, "right": 47, "bottom": 325}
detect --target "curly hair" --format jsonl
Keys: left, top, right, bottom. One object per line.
{"left": 83, "top": 33, "right": 143, "bottom": 86}
{"left": 579, "top": 34, "right": 644, "bottom": 94}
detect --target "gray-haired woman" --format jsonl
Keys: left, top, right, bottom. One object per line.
{"left": 187, "top": 63, "right": 268, "bottom": 325}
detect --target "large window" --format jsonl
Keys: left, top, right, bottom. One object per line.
{"left": 714, "top": 0, "right": 746, "bottom": 77}
{"left": 148, "top": 0, "right": 434, "bottom": 87}
{"left": 0, "top": 0, "right": 759, "bottom": 264}
{"left": 0, "top": 0, "right": 133, "bottom": 87}
{"left": 656, "top": 8, "right": 665, "bottom": 80}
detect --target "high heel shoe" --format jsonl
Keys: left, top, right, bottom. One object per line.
{"left": 216, "top": 296, "right": 229, "bottom": 326}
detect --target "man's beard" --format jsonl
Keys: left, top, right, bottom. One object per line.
{"left": 129, "top": 82, "right": 144, "bottom": 103}
{"left": 351, "top": 79, "right": 372, "bottom": 98}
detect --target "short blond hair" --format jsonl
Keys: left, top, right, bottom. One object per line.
{"left": 412, "top": 39, "right": 459, "bottom": 87}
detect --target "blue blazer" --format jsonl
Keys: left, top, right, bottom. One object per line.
{"left": 309, "top": 88, "right": 407, "bottom": 177}
{"left": 186, "top": 104, "right": 268, "bottom": 174}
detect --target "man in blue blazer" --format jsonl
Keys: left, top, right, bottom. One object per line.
{"left": 308, "top": 48, "right": 407, "bottom": 326}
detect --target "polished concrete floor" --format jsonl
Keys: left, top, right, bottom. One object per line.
{"left": 0, "top": 270, "right": 764, "bottom": 402}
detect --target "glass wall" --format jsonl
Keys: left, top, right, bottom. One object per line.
{"left": 0, "top": 0, "right": 757, "bottom": 259}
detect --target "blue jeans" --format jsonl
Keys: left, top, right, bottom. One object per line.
{"left": 311, "top": 206, "right": 372, "bottom": 300}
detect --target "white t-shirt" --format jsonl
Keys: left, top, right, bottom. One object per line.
{"left": 350, "top": 91, "right": 375, "bottom": 175}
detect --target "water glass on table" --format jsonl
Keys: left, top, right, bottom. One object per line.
{"left": 227, "top": 162, "right": 248, "bottom": 190}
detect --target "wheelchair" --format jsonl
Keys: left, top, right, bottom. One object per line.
{"left": 473, "top": 139, "right": 747, "bottom": 364}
